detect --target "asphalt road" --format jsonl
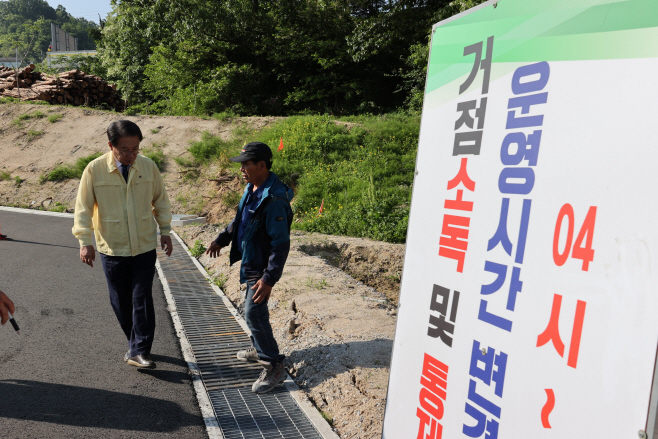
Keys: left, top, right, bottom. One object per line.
{"left": 0, "top": 210, "right": 207, "bottom": 438}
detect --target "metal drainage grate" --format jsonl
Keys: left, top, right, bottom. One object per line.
{"left": 210, "top": 387, "right": 323, "bottom": 439}
{"left": 157, "top": 239, "right": 323, "bottom": 438}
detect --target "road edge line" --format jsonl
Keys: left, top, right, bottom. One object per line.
{"left": 0, "top": 205, "right": 74, "bottom": 218}
{"left": 155, "top": 258, "right": 224, "bottom": 439}
{"left": 171, "top": 230, "right": 340, "bottom": 439}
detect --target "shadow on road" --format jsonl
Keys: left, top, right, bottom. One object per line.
{"left": 0, "top": 379, "right": 200, "bottom": 431}
{"left": 138, "top": 368, "right": 192, "bottom": 384}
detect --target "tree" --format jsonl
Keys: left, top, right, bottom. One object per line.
{"left": 0, "top": 0, "right": 99, "bottom": 65}
{"left": 97, "top": 0, "right": 486, "bottom": 115}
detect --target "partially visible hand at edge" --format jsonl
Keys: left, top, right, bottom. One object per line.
{"left": 0, "top": 290, "right": 16, "bottom": 326}
{"left": 161, "top": 235, "right": 173, "bottom": 257}
{"left": 80, "top": 245, "right": 95, "bottom": 267}
{"left": 251, "top": 279, "right": 272, "bottom": 304}
{"left": 205, "top": 241, "right": 223, "bottom": 258}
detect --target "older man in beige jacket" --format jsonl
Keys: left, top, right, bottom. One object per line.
{"left": 73, "top": 120, "right": 172, "bottom": 369}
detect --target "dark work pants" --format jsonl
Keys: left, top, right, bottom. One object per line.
{"left": 244, "top": 279, "right": 284, "bottom": 366}
{"left": 100, "top": 250, "right": 157, "bottom": 357}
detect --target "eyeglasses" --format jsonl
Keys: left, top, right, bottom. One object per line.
{"left": 114, "top": 147, "right": 139, "bottom": 155}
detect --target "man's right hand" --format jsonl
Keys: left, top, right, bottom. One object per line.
{"left": 205, "top": 241, "right": 223, "bottom": 258}
{"left": 80, "top": 245, "right": 96, "bottom": 267}
{"left": 0, "top": 290, "right": 16, "bottom": 326}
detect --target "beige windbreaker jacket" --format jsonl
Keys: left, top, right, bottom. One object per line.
{"left": 72, "top": 152, "right": 172, "bottom": 256}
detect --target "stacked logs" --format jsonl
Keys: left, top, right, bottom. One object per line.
{"left": 0, "top": 64, "right": 125, "bottom": 111}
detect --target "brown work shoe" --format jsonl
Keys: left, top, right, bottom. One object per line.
{"left": 127, "top": 354, "right": 156, "bottom": 369}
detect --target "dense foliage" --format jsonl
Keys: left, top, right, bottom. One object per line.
{"left": 264, "top": 115, "right": 419, "bottom": 242}
{"left": 0, "top": 0, "right": 98, "bottom": 66}
{"left": 96, "top": 0, "right": 486, "bottom": 116}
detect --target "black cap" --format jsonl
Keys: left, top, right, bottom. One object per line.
{"left": 230, "top": 142, "right": 273, "bottom": 163}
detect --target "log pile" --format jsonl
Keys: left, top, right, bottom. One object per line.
{"left": 0, "top": 64, "right": 125, "bottom": 111}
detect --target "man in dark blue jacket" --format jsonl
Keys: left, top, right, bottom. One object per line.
{"left": 206, "top": 142, "right": 294, "bottom": 394}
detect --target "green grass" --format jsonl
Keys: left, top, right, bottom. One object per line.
{"left": 257, "top": 114, "right": 418, "bottom": 243}
{"left": 47, "top": 113, "right": 63, "bottom": 123}
{"left": 150, "top": 128, "right": 160, "bottom": 134}
{"left": 174, "top": 156, "right": 196, "bottom": 168}
{"left": 12, "top": 111, "right": 47, "bottom": 128}
{"left": 319, "top": 410, "right": 333, "bottom": 426}
{"left": 0, "top": 170, "right": 10, "bottom": 181}
{"left": 141, "top": 143, "right": 166, "bottom": 170}
{"left": 209, "top": 273, "right": 228, "bottom": 289}
{"left": 175, "top": 193, "right": 189, "bottom": 208}
{"left": 26, "top": 129, "right": 44, "bottom": 141}
{"left": 0, "top": 97, "right": 19, "bottom": 104}
{"left": 40, "top": 152, "right": 103, "bottom": 183}
{"left": 188, "top": 131, "right": 237, "bottom": 165}
{"left": 185, "top": 126, "right": 252, "bottom": 166}
{"left": 173, "top": 113, "right": 419, "bottom": 243}
{"left": 14, "top": 175, "right": 24, "bottom": 187}
{"left": 190, "top": 239, "right": 206, "bottom": 258}
{"left": 49, "top": 202, "right": 67, "bottom": 213}
{"left": 11, "top": 117, "right": 26, "bottom": 128}
{"left": 212, "top": 110, "right": 238, "bottom": 121}
{"left": 305, "top": 277, "right": 329, "bottom": 289}
{"left": 221, "top": 190, "right": 242, "bottom": 208}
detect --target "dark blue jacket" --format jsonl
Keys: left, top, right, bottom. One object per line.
{"left": 214, "top": 172, "right": 294, "bottom": 286}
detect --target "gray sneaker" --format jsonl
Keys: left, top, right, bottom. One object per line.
{"left": 237, "top": 346, "right": 259, "bottom": 362}
{"left": 252, "top": 362, "right": 286, "bottom": 394}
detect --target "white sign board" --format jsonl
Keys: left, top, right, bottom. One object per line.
{"left": 384, "top": 0, "right": 658, "bottom": 438}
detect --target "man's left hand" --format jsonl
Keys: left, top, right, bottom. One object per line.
{"left": 161, "top": 235, "right": 173, "bottom": 257}
{"left": 251, "top": 279, "right": 272, "bottom": 304}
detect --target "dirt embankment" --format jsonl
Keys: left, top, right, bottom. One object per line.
{"left": 0, "top": 102, "right": 277, "bottom": 224}
{"left": 0, "top": 103, "right": 404, "bottom": 438}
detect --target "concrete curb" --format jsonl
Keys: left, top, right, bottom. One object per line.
{"left": 156, "top": 259, "right": 224, "bottom": 439}
{"left": 171, "top": 230, "right": 341, "bottom": 439}
{"left": 0, "top": 206, "right": 74, "bottom": 218}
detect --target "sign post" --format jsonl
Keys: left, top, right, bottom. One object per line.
{"left": 383, "top": 0, "right": 658, "bottom": 437}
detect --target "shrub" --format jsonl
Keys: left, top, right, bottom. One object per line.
{"left": 49, "top": 202, "right": 67, "bottom": 213}
{"left": 12, "top": 111, "right": 47, "bottom": 128}
{"left": 141, "top": 145, "right": 166, "bottom": 171}
{"left": 47, "top": 113, "right": 63, "bottom": 123}
{"left": 188, "top": 131, "right": 233, "bottom": 164}
{"left": 26, "top": 130, "right": 44, "bottom": 141}
{"left": 40, "top": 152, "right": 103, "bottom": 182}
{"left": 221, "top": 190, "right": 242, "bottom": 208}
{"left": 190, "top": 239, "right": 206, "bottom": 258}
{"left": 210, "top": 273, "right": 228, "bottom": 289}
{"left": 212, "top": 110, "right": 237, "bottom": 121}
